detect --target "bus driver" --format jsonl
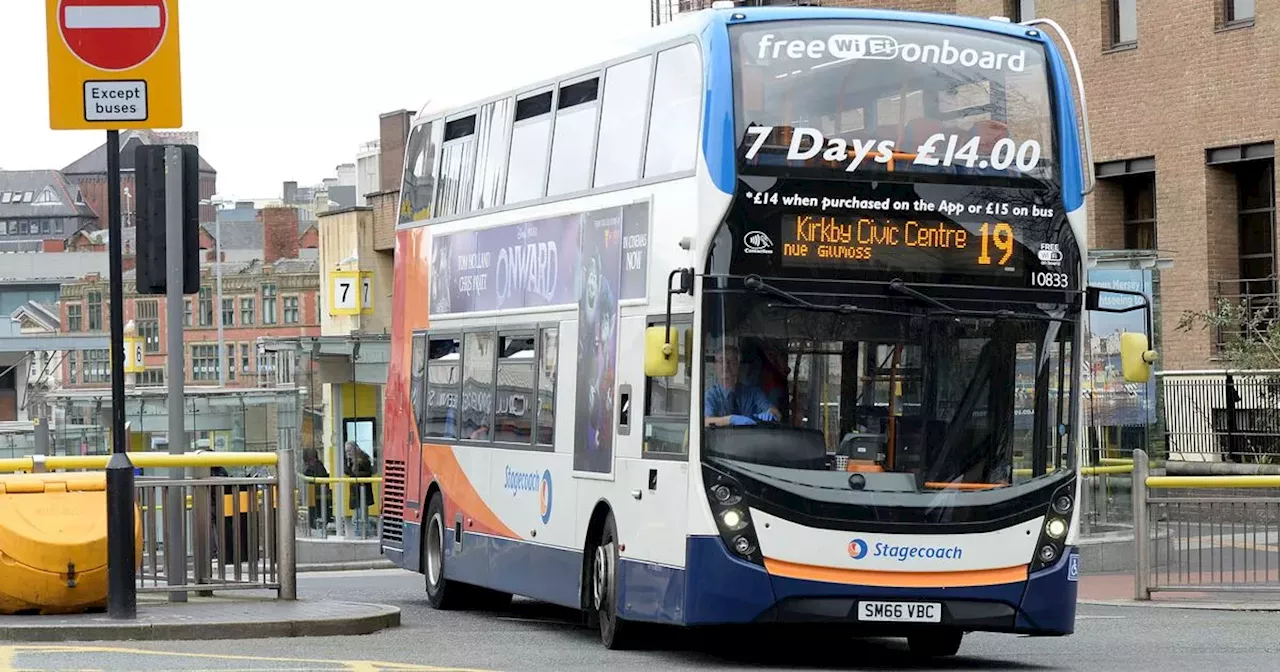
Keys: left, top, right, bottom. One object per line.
{"left": 704, "top": 342, "right": 781, "bottom": 427}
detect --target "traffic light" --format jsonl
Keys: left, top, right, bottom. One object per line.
{"left": 134, "top": 144, "right": 201, "bottom": 295}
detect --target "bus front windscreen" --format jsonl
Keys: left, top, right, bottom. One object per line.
{"left": 700, "top": 287, "right": 1076, "bottom": 495}
{"left": 731, "top": 19, "right": 1057, "bottom": 183}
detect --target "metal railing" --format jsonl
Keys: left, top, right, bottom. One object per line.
{"left": 1160, "top": 370, "right": 1280, "bottom": 463}
{"left": 0, "top": 450, "right": 296, "bottom": 600}
{"left": 1132, "top": 448, "right": 1280, "bottom": 599}
{"left": 300, "top": 475, "right": 382, "bottom": 540}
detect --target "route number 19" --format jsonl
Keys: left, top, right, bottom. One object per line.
{"left": 977, "top": 222, "right": 1015, "bottom": 266}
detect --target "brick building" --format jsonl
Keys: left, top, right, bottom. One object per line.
{"left": 56, "top": 207, "right": 322, "bottom": 389}
{"left": 62, "top": 129, "right": 218, "bottom": 227}
{"left": 665, "top": 0, "right": 1273, "bottom": 369}
{"left": 0, "top": 170, "right": 99, "bottom": 252}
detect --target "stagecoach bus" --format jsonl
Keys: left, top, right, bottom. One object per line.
{"left": 380, "top": 5, "right": 1157, "bottom": 654}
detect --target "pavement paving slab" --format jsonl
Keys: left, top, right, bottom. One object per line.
{"left": 0, "top": 597, "right": 400, "bottom": 642}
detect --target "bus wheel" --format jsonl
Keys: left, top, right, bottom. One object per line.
{"left": 591, "top": 513, "right": 641, "bottom": 650}
{"left": 424, "top": 491, "right": 464, "bottom": 610}
{"left": 907, "top": 629, "right": 963, "bottom": 657}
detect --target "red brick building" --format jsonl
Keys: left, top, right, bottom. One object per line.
{"left": 57, "top": 207, "right": 322, "bottom": 388}
{"left": 62, "top": 130, "right": 218, "bottom": 227}
{"left": 667, "top": 0, "right": 1274, "bottom": 369}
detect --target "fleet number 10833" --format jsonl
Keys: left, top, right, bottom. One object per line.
{"left": 1032, "top": 271, "right": 1071, "bottom": 288}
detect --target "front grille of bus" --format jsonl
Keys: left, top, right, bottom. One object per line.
{"left": 381, "top": 459, "right": 406, "bottom": 546}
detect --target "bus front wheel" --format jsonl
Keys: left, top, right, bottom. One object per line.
{"left": 907, "top": 629, "right": 963, "bottom": 657}
{"left": 590, "top": 512, "right": 643, "bottom": 650}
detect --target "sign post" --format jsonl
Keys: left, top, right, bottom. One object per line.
{"left": 46, "top": 0, "right": 183, "bottom": 621}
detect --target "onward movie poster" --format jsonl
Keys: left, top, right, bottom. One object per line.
{"left": 573, "top": 209, "right": 624, "bottom": 474}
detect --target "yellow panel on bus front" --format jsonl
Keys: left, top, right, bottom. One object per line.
{"left": 0, "top": 472, "right": 142, "bottom": 614}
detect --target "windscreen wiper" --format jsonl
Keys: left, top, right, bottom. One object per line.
{"left": 887, "top": 278, "right": 1075, "bottom": 323}
{"left": 743, "top": 275, "right": 908, "bottom": 317}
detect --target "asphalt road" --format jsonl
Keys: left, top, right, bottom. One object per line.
{"left": 7, "top": 569, "right": 1280, "bottom": 671}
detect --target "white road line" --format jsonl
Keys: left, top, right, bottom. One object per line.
{"left": 64, "top": 6, "right": 161, "bottom": 30}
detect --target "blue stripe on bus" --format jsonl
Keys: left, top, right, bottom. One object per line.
{"left": 1043, "top": 36, "right": 1085, "bottom": 212}
{"left": 701, "top": 16, "right": 736, "bottom": 195}
{"left": 1017, "top": 546, "right": 1079, "bottom": 635}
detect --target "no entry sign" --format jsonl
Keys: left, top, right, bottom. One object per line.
{"left": 59, "top": 0, "right": 168, "bottom": 71}
{"left": 45, "top": 0, "right": 183, "bottom": 130}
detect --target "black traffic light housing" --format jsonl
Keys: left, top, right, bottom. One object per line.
{"left": 134, "top": 144, "right": 201, "bottom": 295}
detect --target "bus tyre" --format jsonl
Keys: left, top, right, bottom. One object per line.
{"left": 424, "top": 491, "right": 464, "bottom": 610}
{"left": 907, "top": 629, "right": 963, "bottom": 657}
{"left": 592, "top": 513, "right": 640, "bottom": 650}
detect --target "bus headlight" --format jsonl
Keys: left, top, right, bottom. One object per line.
{"left": 1029, "top": 479, "right": 1076, "bottom": 573}
{"left": 1045, "top": 517, "right": 1068, "bottom": 539}
{"left": 1053, "top": 495, "right": 1073, "bottom": 515}
{"left": 721, "top": 508, "right": 747, "bottom": 531}
{"left": 1038, "top": 544, "right": 1057, "bottom": 563}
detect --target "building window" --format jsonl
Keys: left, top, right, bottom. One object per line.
{"left": 198, "top": 287, "right": 213, "bottom": 327}
{"left": 138, "top": 368, "right": 165, "bottom": 386}
{"left": 241, "top": 297, "right": 255, "bottom": 325}
{"left": 226, "top": 347, "right": 236, "bottom": 382}
{"left": 1122, "top": 174, "right": 1157, "bottom": 250}
{"left": 1236, "top": 158, "right": 1276, "bottom": 299}
{"left": 136, "top": 299, "right": 160, "bottom": 352}
{"left": 1013, "top": 0, "right": 1034, "bottom": 21}
{"left": 644, "top": 317, "right": 691, "bottom": 456}
{"left": 221, "top": 298, "right": 234, "bottom": 327}
{"left": 191, "top": 344, "right": 219, "bottom": 381}
{"left": 1109, "top": 0, "right": 1137, "bottom": 48}
{"left": 67, "top": 304, "right": 82, "bottom": 332}
{"left": 241, "top": 343, "right": 251, "bottom": 375}
{"left": 67, "top": 350, "right": 77, "bottom": 384}
{"left": 87, "top": 291, "right": 103, "bottom": 331}
{"left": 82, "top": 349, "right": 109, "bottom": 383}
{"left": 262, "top": 284, "right": 278, "bottom": 324}
{"left": 183, "top": 298, "right": 193, "bottom": 327}
{"left": 1226, "top": 0, "right": 1255, "bottom": 25}
{"left": 283, "top": 296, "right": 300, "bottom": 324}
{"left": 536, "top": 326, "right": 558, "bottom": 446}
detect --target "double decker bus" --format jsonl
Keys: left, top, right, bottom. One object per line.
{"left": 381, "top": 5, "right": 1157, "bottom": 655}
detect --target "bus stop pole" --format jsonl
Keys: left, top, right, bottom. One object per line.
{"left": 105, "top": 129, "right": 137, "bottom": 620}
{"left": 164, "top": 146, "right": 188, "bottom": 602}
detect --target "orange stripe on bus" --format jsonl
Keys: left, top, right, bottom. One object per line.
{"left": 422, "top": 443, "right": 517, "bottom": 539}
{"left": 763, "top": 558, "right": 1028, "bottom": 588}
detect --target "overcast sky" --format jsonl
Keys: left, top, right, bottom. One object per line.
{"left": 0, "top": 0, "right": 653, "bottom": 200}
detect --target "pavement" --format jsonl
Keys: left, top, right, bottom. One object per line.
{"left": 0, "top": 594, "right": 399, "bottom": 642}
{"left": 1078, "top": 571, "right": 1280, "bottom": 610}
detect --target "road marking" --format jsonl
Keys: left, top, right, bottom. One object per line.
{"left": 0, "top": 645, "right": 493, "bottom": 672}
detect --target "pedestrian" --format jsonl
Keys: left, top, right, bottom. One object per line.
{"left": 344, "top": 441, "right": 375, "bottom": 537}
{"left": 302, "top": 448, "right": 330, "bottom": 531}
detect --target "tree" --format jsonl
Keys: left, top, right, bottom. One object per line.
{"left": 1177, "top": 297, "right": 1280, "bottom": 370}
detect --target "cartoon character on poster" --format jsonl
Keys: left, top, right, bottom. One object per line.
{"left": 574, "top": 214, "right": 622, "bottom": 474}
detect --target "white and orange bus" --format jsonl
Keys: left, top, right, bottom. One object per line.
{"left": 379, "top": 5, "right": 1156, "bottom": 654}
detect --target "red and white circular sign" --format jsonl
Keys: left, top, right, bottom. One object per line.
{"left": 59, "top": 0, "right": 168, "bottom": 72}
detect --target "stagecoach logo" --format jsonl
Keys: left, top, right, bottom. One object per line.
{"left": 848, "top": 538, "right": 869, "bottom": 560}
{"left": 755, "top": 33, "right": 1027, "bottom": 73}
{"left": 743, "top": 231, "right": 774, "bottom": 254}
{"left": 503, "top": 466, "right": 554, "bottom": 525}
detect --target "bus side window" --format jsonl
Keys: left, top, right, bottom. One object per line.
{"left": 411, "top": 333, "right": 427, "bottom": 437}
{"left": 643, "top": 317, "right": 692, "bottom": 457}
{"left": 425, "top": 336, "right": 461, "bottom": 439}
{"left": 536, "top": 327, "right": 559, "bottom": 447}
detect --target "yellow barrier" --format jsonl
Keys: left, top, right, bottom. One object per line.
{"left": 1146, "top": 475, "right": 1280, "bottom": 489}
{"left": 301, "top": 476, "right": 382, "bottom": 485}
{"left": 0, "top": 452, "right": 278, "bottom": 473}
{"left": 1099, "top": 457, "right": 1135, "bottom": 465}
{"left": 1082, "top": 464, "right": 1135, "bottom": 476}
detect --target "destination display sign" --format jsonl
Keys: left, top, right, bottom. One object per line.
{"left": 778, "top": 213, "right": 1018, "bottom": 276}
{"left": 724, "top": 177, "right": 1079, "bottom": 290}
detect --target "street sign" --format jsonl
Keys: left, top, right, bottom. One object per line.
{"left": 46, "top": 0, "right": 183, "bottom": 130}
{"left": 330, "top": 271, "right": 361, "bottom": 316}
{"left": 360, "top": 272, "right": 374, "bottom": 315}
{"left": 124, "top": 336, "right": 145, "bottom": 374}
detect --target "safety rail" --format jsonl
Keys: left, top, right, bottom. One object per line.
{"left": 1132, "top": 448, "right": 1280, "bottom": 599}
{"left": 0, "top": 450, "right": 294, "bottom": 600}
{"left": 300, "top": 474, "right": 382, "bottom": 540}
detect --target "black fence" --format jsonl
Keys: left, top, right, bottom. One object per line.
{"left": 1160, "top": 371, "right": 1280, "bottom": 464}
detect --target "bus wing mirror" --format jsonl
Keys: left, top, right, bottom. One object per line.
{"left": 1119, "top": 332, "right": 1158, "bottom": 383}
{"left": 645, "top": 326, "right": 679, "bottom": 378}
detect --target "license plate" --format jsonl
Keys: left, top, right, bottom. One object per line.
{"left": 857, "top": 601, "right": 942, "bottom": 623}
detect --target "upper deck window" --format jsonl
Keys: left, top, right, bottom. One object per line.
{"left": 437, "top": 114, "right": 479, "bottom": 218}
{"left": 594, "top": 55, "right": 654, "bottom": 188}
{"left": 643, "top": 43, "right": 702, "bottom": 179}
{"left": 731, "top": 21, "right": 1056, "bottom": 183}
{"left": 506, "top": 90, "right": 555, "bottom": 204}
{"left": 399, "top": 121, "right": 441, "bottom": 224}
{"left": 547, "top": 77, "right": 601, "bottom": 196}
